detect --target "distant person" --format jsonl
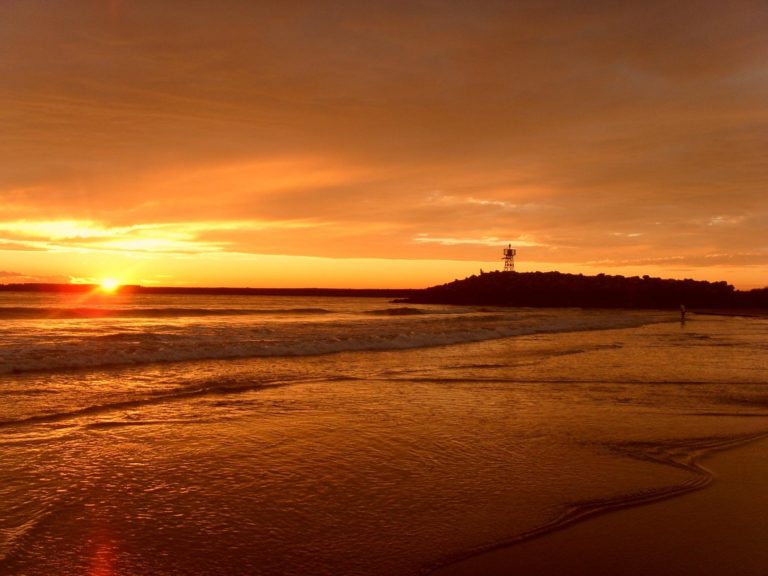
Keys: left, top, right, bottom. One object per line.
{"left": 680, "top": 304, "right": 686, "bottom": 323}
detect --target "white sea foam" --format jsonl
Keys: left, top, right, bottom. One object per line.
{"left": 0, "top": 295, "right": 664, "bottom": 374}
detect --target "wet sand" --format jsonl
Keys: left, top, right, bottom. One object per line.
{"left": 692, "top": 309, "right": 768, "bottom": 318}
{"left": 433, "top": 437, "right": 768, "bottom": 576}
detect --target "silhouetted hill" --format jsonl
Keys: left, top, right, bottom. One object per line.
{"left": 403, "top": 271, "right": 767, "bottom": 309}
{"left": 736, "top": 287, "right": 768, "bottom": 308}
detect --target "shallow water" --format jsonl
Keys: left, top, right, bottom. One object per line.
{"left": 1, "top": 294, "right": 767, "bottom": 575}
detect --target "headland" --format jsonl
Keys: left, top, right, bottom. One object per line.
{"left": 400, "top": 270, "right": 768, "bottom": 310}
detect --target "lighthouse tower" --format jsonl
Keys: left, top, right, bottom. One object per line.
{"left": 502, "top": 244, "right": 516, "bottom": 272}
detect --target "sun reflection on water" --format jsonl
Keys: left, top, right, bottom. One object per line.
{"left": 88, "top": 535, "right": 116, "bottom": 576}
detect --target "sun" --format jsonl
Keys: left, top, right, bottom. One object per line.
{"left": 99, "top": 278, "right": 120, "bottom": 293}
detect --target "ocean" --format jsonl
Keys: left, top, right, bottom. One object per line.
{"left": 1, "top": 292, "right": 767, "bottom": 575}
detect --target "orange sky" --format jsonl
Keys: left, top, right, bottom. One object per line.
{"left": 1, "top": 1, "right": 766, "bottom": 288}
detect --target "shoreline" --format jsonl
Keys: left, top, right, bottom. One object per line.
{"left": 691, "top": 308, "right": 768, "bottom": 318}
{"left": 430, "top": 434, "right": 768, "bottom": 576}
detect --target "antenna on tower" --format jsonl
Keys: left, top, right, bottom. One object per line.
{"left": 502, "top": 244, "right": 516, "bottom": 272}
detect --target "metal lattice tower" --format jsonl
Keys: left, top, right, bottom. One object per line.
{"left": 502, "top": 244, "right": 516, "bottom": 272}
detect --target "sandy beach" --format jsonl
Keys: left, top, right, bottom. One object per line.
{"left": 433, "top": 436, "right": 768, "bottom": 576}
{"left": 3, "top": 301, "right": 767, "bottom": 575}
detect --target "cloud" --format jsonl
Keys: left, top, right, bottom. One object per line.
{"left": 1, "top": 0, "right": 767, "bottom": 286}
{"left": 0, "top": 269, "right": 69, "bottom": 283}
{"left": 0, "top": 218, "right": 327, "bottom": 255}
{"left": 413, "top": 234, "right": 543, "bottom": 248}
{"left": 587, "top": 252, "right": 768, "bottom": 268}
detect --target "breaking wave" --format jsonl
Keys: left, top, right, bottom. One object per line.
{"left": 364, "top": 307, "right": 427, "bottom": 316}
{"left": 0, "top": 306, "right": 331, "bottom": 319}
{"left": 0, "top": 309, "right": 662, "bottom": 375}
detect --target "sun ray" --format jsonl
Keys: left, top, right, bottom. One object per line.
{"left": 99, "top": 278, "right": 120, "bottom": 293}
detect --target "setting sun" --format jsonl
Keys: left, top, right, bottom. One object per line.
{"left": 99, "top": 278, "right": 120, "bottom": 293}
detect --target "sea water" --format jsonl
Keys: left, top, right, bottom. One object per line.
{"left": 1, "top": 292, "right": 767, "bottom": 575}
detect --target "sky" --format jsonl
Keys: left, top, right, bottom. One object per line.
{"left": 1, "top": 0, "right": 766, "bottom": 289}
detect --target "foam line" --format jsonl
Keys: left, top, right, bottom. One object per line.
{"left": 420, "top": 431, "right": 768, "bottom": 575}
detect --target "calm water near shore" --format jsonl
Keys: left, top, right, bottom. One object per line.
{"left": 1, "top": 293, "right": 767, "bottom": 575}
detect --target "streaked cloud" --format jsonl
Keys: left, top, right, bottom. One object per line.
{"left": 1, "top": 0, "right": 766, "bottom": 287}
{"left": 0, "top": 219, "right": 325, "bottom": 254}
{"left": 413, "top": 234, "right": 544, "bottom": 248}
{"left": 0, "top": 269, "right": 68, "bottom": 283}
{"left": 587, "top": 252, "right": 768, "bottom": 269}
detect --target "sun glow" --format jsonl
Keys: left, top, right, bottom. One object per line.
{"left": 99, "top": 278, "right": 120, "bottom": 293}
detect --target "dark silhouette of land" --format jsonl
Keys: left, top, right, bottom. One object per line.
{"left": 0, "top": 283, "right": 418, "bottom": 299}
{"left": 2, "top": 274, "right": 766, "bottom": 310}
{"left": 401, "top": 271, "right": 768, "bottom": 310}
